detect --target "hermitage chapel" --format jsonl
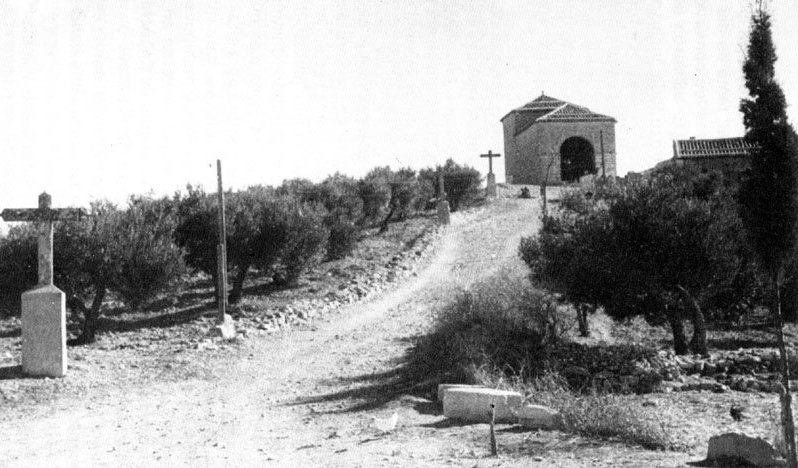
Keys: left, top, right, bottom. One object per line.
{"left": 501, "top": 94, "right": 617, "bottom": 185}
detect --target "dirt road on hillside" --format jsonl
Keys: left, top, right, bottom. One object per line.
{"left": 0, "top": 195, "right": 700, "bottom": 467}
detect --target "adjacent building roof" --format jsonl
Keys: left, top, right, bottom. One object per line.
{"left": 672, "top": 137, "right": 757, "bottom": 160}
{"left": 501, "top": 94, "right": 616, "bottom": 136}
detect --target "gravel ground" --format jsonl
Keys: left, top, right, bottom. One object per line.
{"left": 0, "top": 187, "right": 787, "bottom": 467}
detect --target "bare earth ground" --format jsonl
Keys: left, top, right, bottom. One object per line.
{"left": 0, "top": 188, "right": 786, "bottom": 467}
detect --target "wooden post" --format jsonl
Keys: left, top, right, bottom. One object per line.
{"left": 600, "top": 130, "right": 606, "bottom": 178}
{"left": 437, "top": 168, "right": 450, "bottom": 225}
{"left": 216, "top": 160, "right": 228, "bottom": 322}
{"left": 489, "top": 404, "right": 498, "bottom": 456}
{"left": 36, "top": 193, "right": 54, "bottom": 286}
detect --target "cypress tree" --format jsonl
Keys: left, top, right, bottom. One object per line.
{"left": 738, "top": 6, "right": 798, "bottom": 466}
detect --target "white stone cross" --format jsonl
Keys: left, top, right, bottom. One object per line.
{"left": 1, "top": 192, "right": 86, "bottom": 377}
{"left": 480, "top": 150, "right": 502, "bottom": 197}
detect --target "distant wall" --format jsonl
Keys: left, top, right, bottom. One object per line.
{"left": 674, "top": 156, "right": 750, "bottom": 175}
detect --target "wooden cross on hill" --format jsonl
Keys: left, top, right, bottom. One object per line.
{"left": 1, "top": 192, "right": 86, "bottom": 286}
{"left": 480, "top": 150, "right": 501, "bottom": 198}
{"left": 480, "top": 150, "right": 501, "bottom": 175}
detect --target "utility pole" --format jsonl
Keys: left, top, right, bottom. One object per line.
{"left": 216, "top": 159, "right": 228, "bottom": 323}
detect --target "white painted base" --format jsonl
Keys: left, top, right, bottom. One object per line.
{"left": 21, "top": 284, "right": 67, "bottom": 377}
{"left": 210, "top": 314, "right": 237, "bottom": 339}
{"left": 437, "top": 200, "right": 450, "bottom": 225}
{"left": 486, "top": 173, "right": 497, "bottom": 197}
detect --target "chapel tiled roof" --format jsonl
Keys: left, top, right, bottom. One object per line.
{"left": 673, "top": 137, "right": 757, "bottom": 159}
{"left": 502, "top": 94, "right": 616, "bottom": 136}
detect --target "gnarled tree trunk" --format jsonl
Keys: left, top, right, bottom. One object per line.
{"left": 68, "top": 284, "right": 106, "bottom": 345}
{"left": 666, "top": 311, "right": 689, "bottom": 356}
{"left": 576, "top": 304, "right": 590, "bottom": 337}
{"left": 678, "top": 285, "right": 708, "bottom": 356}
{"left": 228, "top": 263, "right": 249, "bottom": 304}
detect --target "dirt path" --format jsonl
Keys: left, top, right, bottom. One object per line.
{"left": 0, "top": 196, "right": 701, "bottom": 467}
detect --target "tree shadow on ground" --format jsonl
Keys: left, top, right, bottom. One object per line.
{"left": 0, "top": 328, "right": 20, "bottom": 339}
{"left": 420, "top": 418, "right": 480, "bottom": 429}
{"left": 286, "top": 365, "right": 441, "bottom": 415}
{"left": 99, "top": 302, "right": 216, "bottom": 334}
{"left": 0, "top": 365, "right": 46, "bottom": 381}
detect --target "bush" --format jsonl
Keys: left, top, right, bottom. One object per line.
{"left": 105, "top": 196, "right": 186, "bottom": 308}
{"left": 406, "top": 272, "right": 565, "bottom": 384}
{"left": 419, "top": 159, "right": 482, "bottom": 212}
{"left": 324, "top": 213, "right": 359, "bottom": 260}
{"left": 264, "top": 198, "right": 328, "bottom": 286}
{"left": 175, "top": 186, "right": 329, "bottom": 302}
{"left": 520, "top": 166, "right": 757, "bottom": 355}
{"left": 174, "top": 184, "right": 219, "bottom": 281}
{"left": 316, "top": 175, "right": 363, "bottom": 259}
{"left": 387, "top": 167, "right": 422, "bottom": 221}
{"left": 279, "top": 175, "right": 362, "bottom": 260}
{"left": 359, "top": 167, "right": 392, "bottom": 225}
{"left": 0, "top": 225, "right": 37, "bottom": 313}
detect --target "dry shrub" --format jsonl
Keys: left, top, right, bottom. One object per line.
{"left": 522, "top": 371, "right": 684, "bottom": 450}
{"left": 407, "top": 270, "right": 683, "bottom": 450}
{"left": 405, "top": 272, "right": 566, "bottom": 384}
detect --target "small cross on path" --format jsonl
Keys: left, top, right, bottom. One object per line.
{"left": 1, "top": 192, "right": 86, "bottom": 377}
{"left": 480, "top": 150, "right": 502, "bottom": 197}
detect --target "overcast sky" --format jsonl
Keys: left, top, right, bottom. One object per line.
{"left": 1, "top": 0, "right": 797, "bottom": 212}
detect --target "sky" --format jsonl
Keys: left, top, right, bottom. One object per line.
{"left": 1, "top": 0, "right": 797, "bottom": 214}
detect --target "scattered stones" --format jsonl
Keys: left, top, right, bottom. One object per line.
{"left": 208, "top": 314, "right": 236, "bottom": 340}
{"left": 512, "top": 404, "right": 563, "bottom": 430}
{"left": 437, "top": 383, "right": 485, "bottom": 402}
{"left": 443, "top": 388, "right": 523, "bottom": 423}
{"left": 702, "top": 433, "right": 786, "bottom": 467}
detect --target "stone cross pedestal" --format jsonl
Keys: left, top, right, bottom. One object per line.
{"left": 1, "top": 193, "right": 86, "bottom": 377}
{"left": 437, "top": 171, "right": 450, "bottom": 225}
{"left": 480, "top": 150, "right": 501, "bottom": 197}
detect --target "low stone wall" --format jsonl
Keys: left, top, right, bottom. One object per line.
{"left": 549, "top": 343, "right": 792, "bottom": 395}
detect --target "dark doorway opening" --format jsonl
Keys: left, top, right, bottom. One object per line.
{"left": 560, "top": 137, "right": 596, "bottom": 182}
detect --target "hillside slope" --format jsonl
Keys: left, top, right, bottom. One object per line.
{"left": 0, "top": 191, "right": 701, "bottom": 467}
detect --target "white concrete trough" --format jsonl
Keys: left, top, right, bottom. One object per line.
{"left": 436, "top": 383, "right": 486, "bottom": 402}
{"left": 443, "top": 387, "right": 523, "bottom": 423}
{"left": 512, "top": 404, "right": 563, "bottom": 430}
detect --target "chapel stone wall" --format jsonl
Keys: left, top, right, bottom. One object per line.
{"left": 505, "top": 120, "right": 616, "bottom": 185}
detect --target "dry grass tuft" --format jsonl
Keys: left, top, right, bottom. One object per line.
{"left": 477, "top": 369, "right": 686, "bottom": 450}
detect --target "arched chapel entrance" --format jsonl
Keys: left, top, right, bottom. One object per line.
{"left": 560, "top": 137, "right": 596, "bottom": 182}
